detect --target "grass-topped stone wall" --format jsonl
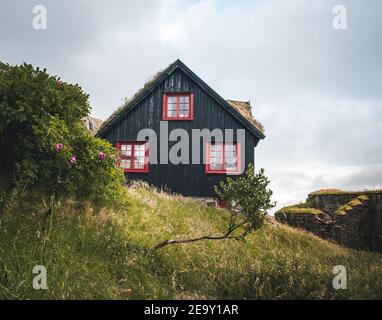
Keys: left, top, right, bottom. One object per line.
{"left": 274, "top": 201, "right": 334, "bottom": 241}
{"left": 275, "top": 190, "right": 382, "bottom": 252}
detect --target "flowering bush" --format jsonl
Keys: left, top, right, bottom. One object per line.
{"left": 55, "top": 143, "right": 64, "bottom": 152}
{"left": 69, "top": 155, "right": 77, "bottom": 165}
{"left": 0, "top": 62, "right": 127, "bottom": 210}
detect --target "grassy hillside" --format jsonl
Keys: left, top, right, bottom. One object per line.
{"left": 1, "top": 185, "right": 382, "bottom": 299}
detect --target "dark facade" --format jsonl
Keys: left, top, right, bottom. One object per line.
{"left": 97, "top": 60, "right": 265, "bottom": 197}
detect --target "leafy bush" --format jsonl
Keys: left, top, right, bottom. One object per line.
{"left": 0, "top": 62, "right": 127, "bottom": 209}
{"left": 214, "top": 164, "right": 276, "bottom": 239}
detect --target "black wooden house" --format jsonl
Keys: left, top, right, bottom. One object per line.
{"left": 96, "top": 59, "right": 265, "bottom": 197}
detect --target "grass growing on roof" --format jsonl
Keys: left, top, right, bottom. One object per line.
{"left": 97, "top": 67, "right": 168, "bottom": 134}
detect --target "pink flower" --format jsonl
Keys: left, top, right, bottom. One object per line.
{"left": 55, "top": 143, "right": 64, "bottom": 152}
{"left": 98, "top": 152, "right": 106, "bottom": 161}
{"left": 69, "top": 155, "right": 77, "bottom": 165}
{"left": 56, "top": 80, "right": 62, "bottom": 87}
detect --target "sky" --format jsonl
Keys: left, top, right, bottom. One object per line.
{"left": 1, "top": 0, "right": 381, "bottom": 211}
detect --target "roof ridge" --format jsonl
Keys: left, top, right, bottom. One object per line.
{"left": 97, "top": 60, "right": 265, "bottom": 139}
{"left": 226, "top": 99, "right": 250, "bottom": 103}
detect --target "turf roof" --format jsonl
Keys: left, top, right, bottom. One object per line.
{"left": 97, "top": 59, "right": 265, "bottom": 140}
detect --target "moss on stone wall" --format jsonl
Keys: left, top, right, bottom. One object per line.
{"left": 276, "top": 190, "right": 382, "bottom": 252}
{"left": 276, "top": 202, "right": 323, "bottom": 215}
{"left": 309, "top": 189, "right": 381, "bottom": 196}
{"left": 335, "top": 195, "right": 369, "bottom": 216}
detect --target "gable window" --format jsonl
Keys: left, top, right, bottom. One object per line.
{"left": 163, "top": 93, "right": 194, "bottom": 120}
{"left": 205, "top": 142, "right": 241, "bottom": 174}
{"left": 116, "top": 141, "right": 149, "bottom": 173}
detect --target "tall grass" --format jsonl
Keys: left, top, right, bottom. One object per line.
{"left": 0, "top": 186, "right": 382, "bottom": 299}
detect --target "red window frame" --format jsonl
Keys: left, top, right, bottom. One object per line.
{"left": 205, "top": 142, "right": 241, "bottom": 174}
{"left": 115, "top": 141, "right": 149, "bottom": 173}
{"left": 162, "top": 93, "right": 194, "bottom": 120}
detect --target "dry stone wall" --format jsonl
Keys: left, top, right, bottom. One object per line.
{"left": 275, "top": 192, "right": 382, "bottom": 252}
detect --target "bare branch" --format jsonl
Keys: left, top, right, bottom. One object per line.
{"left": 152, "top": 165, "right": 274, "bottom": 252}
{"left": 152, "top": 218, "right": 250, "bottom": 251}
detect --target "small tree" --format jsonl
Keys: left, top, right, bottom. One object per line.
{"left": 214, "top": 164, "right": 276, "bottom": 239}
{"left": 153, "top": 164, "right": 275, "bottom": 250}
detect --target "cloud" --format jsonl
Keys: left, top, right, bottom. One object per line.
{"left": 0, "top": 0, "right": 381, "bottom": 211}
{"left": 340, "top": 165, "right": 382, "bottom": 190}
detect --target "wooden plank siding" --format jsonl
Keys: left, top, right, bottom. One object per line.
{"left": 101, "top": 68, "right": 259, "bottom": 197}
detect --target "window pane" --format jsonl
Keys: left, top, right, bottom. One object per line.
{"left": 120, "top": 159, "right": 131, "bottom": 169}
{"left": 168, "top": 96, "right": 177, "bottom": 103}
{"left": 215, "top": 144, "right": 223, "bottom": 152}
{"left": 168, "top": 103, "right": 177, "bottom": 110}
{"left": 179, "top": 95, "right": 190, "bottom": 103}
{"left": 135, "top": 160, "right": 144, "bottom": 169}
{"left": 209, "top": 144, "right": 223, "bottom": 170}
{"left": 121, "top": 144, "right": 132, "bottom": 156}
{"left": 211, "top": 162, "right": 223, "bottom": 170}
{"left": 225, "top": 144, "right": 237, "bottom": 170}
{"left": 225, "top": 144, "right": 235, "bottom": 152}
{"left": 133, "top": 144, "right": 146, "bottom": 169}
{"left": 179, "top": 103, "right": 188, "bottom": 110}
{"left": 167, "top": 99, "right": 177, "bottom": 117}
{"left": 179, "top": 103, "right": 189, "bottom": 117}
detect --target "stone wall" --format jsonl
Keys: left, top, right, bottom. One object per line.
{"left": 275, "top": 192, "right": 382, "bottom": 252}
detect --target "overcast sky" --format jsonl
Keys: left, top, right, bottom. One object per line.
{"left": 1, "top": 0, "right": 381, "bottom": 210}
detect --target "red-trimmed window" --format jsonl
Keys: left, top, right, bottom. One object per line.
{"left": 205, "top": 142, "right": 241, "bottom": 174}
{"left": 116, "top": 141, "right": 149, "bottom": 173}
{"left": 163, "top": 93, "right": 194, "bottom": 120}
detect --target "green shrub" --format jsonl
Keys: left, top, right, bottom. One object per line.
{"left": 0, "top": 62, "right": 127, "bottom": 210}
{"left": 214, "top": 164, "right": 276, "bottom": 239}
